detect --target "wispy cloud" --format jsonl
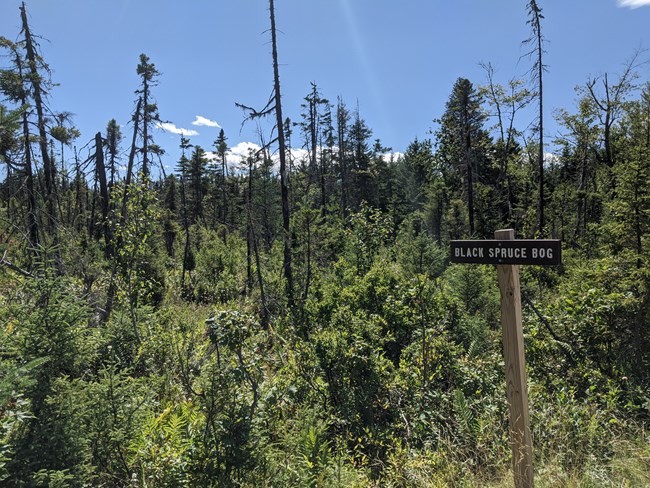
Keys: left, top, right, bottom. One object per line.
{"left": 617, "top": 0, "right": 650, "bottom": 8}
{"left": 156, "top": 122, "right": 199, "bottom": 137}
{"left": 192, "top": 115, "right": 221, "bottom": 128}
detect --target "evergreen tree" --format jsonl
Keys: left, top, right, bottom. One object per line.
{"left": 348, "top": 106, "right": 373, "bottom": 210}
{"left": 213, "top": 128, "right": 229, "bottom": 229}
{"left": 135, "top": 54, "right": 162, "bottom": 178}
{"left": 105, "top": 119, "right": 122, "bottom": 188}
{"left": 91, "top": 132, "right": 110, "bottom": 244}
{"left": 188, "top": 146, "right": 208, "bottom": 223}
{"left": 161, "top": 174, "right": 179, "bottom": 257}
{"left": 176, "top": 136, "right": 194, "bottom": 289}
{"left": 299, "top": 82, "right": 330, "bottom": 211}
{"left": 370, "top": 138, "right": 393, "bottom": 211}
{"left": 606, "top": 83, "right": 650, "bottom": 266}
{"left": 336, "top": 97, "right": 351, "bottom": 217}
{"left": 319, "top": 101, "right": 335, "bottom": 214}
{"left": 0, "top": 36, "right": 39, "bottom": 251}
{"left": 435, "top": 78, "right": 490, "bottom": 236}
{"left": 397, "top": 138, "right": 435, "bottom": 215}
{"left": 0, "top": 104, "right": 22, "bottom": 194}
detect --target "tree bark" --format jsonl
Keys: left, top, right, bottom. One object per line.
{"left": 269, "top": 0, "right": 294, "bottom": 307}
{"left": 141, "top": 71, "right": 150, "bottom": 178}
{"left": 537, "top": 25, "right": 544, "bottom": 236}
{"left": 531, "top": 1, "right": 545, "bottom": 236}
{"left": 246, "top": 154, "right": 254, "bottom": 293}
{"left": 120, "top": 98, "right": 142, "bottom": 225}
{"left": 94, "top": 132, "right": 111, "bottom": 244}
{"left": 21, "top": 2, "right": 58, "bottom": 237}
{"left": 22, "top": 109, "right": 39, "bottom": 251}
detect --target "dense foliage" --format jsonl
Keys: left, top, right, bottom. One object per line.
{"left": 0, "top": 3, "right": 649, "bottom": 486}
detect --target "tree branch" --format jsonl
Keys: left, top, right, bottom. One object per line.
{"left": 0, "top": 250, "right": 33, "bottom": 278}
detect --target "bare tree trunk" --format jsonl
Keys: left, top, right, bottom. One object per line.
{"left": 94, "top": 132, "right": 111, "bottom": 244}
{"left": 88, "top": 170, "right": 98, "bottom": 237}
{"left": 320, "top": 141, "right": 327, "bottom": 216}
{"left": 246, "top": 154, "right": 254, "bottom": 293}
{"left": 527, "top": 0, "right": 545, "bottom": 235}
{"left": 120, "top": 98, "right": 142, "bottom": 225}
{"left": 537, "top": 26, "right": 545, "bottom": 236}
{"left": 74, "top": 154, "right": 83, "bottom": 231}
{"left": 269, "top": 0, "right": 294, "bottom": 308}
{"left": 142, "top": 75, "right": 150, "bottom": 178}
{"left": 21, "top": 2, "right": 58, "bottom": 241}
{"left": 22, "top": 107, "right": 39, "bottom": 251}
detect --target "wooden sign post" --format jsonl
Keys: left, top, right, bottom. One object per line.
{"left": 450, "top": 229, "right": 561, "bottom": 488}
{"left": 494, "top": 229, "right": 534, "bottom": 487}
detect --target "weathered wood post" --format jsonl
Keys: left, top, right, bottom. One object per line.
{"left": 495, "top": 228, "right": 533, "bottom": 488}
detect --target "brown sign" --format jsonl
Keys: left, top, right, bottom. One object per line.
{"left": 450, "top": 239, "right": 561, "bottom": 265}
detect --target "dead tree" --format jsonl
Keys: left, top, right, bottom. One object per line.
{"left": 524, "top": 0, "right": 547, "bottom": 235}
{"left": 20, "top": 2, "right": 58, "bottom": 240}
{"left": 236, "top": 0, "right": 294, "bottom": 308}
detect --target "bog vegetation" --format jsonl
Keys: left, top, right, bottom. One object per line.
{"left": 1, "top": 2, "right": 649, "bottom": 486}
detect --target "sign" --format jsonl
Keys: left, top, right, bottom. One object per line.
{"left": 450, "top": 239, "right": 561, "bottom": 265}
{"left": 450, "top": 230, "right": 564, "bottom": 487}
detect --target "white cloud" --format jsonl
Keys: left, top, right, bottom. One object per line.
{"left": 229, "top": 141, "right": 262, "bottom": 159}
{"left": 192, "top": 115, "right": 221, "bottom": 128}
{"left": 544, "top": 152, "right": 559, "bottom": 167}
{"left": 290, "top": 148, "right": 309, "bottom": 162}
{"left": 225, "top": 143, "right": 303, "bottom": 173}
{"left": 207, "top": 142, "right": 409, "bottom": 175}
{"left": 617, "top": 0, "right": 650, "bottom": 8}
{"left": 156, "top": 122, "right": 199, "bottom": 137}
{"left": 204, "top": 142, "right": 262, "bottom": 173}
{"left": 521, "top": 151, "right": 559, "bottom": 168}
{"left": 381, "top": 151, "right": 403, "bottom": 161}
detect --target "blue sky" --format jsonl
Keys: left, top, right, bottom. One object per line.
{"left": 1, "top": 0, "right": 650, "bottom": 170}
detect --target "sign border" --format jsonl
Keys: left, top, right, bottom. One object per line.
{"left": 450, "top": 239, "right": 561, "bottom": 265}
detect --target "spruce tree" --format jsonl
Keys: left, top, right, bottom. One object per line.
{"left": 435, "top": 78, "right": 488, "bottom": 236}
